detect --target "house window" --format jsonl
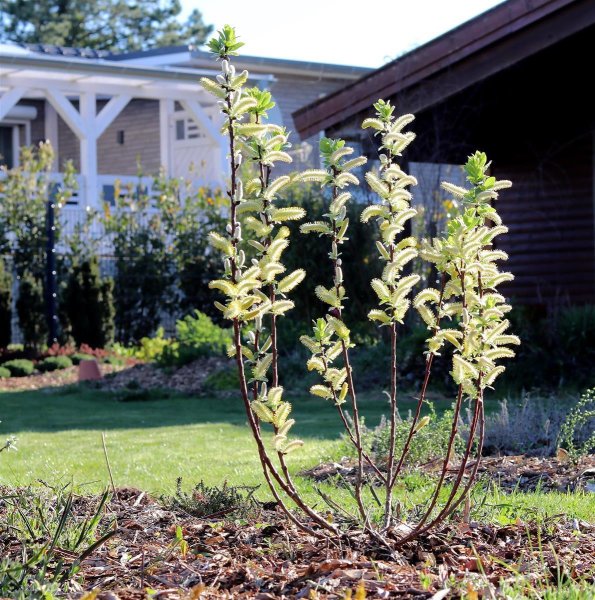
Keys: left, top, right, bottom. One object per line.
{"left": 409, "top": 162, "right": 466, "bottom": 238}
{"left": 175, "top": 119, "right": 185, "bottom": 140}
{"left": 0, "top": 125, "right": 16, "bottom": 168}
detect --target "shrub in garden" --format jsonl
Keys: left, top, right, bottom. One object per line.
{"left": 38, "top": 355, "right": 73, "bottom": 372}
{"left": 178, "top": 310, "right": 231, "bottom": 351}
{"left": 502, "top": 304, "right": 595, "bottom": 391}
{"left": 166, "top": 478, "right": 257, "bottom": 518}
{"left": 62, "top": 256, "right": 115, "bottom": 348}
{"left": 70, "top": 352, "right": 95, "bottom": 365}
{"left": 0, "top": 367, "right": 10, "bottom": 379}
{"left": 103, "top": 355, "right": 125, "bottom": 366}
{"left": 202, "top": 367, "right": 240, "bottom": 393}
{"left": 133, "top": 327, "right": 172, "bottom": 362}
{"left": 155, "top": 311, "right": 232, "bottom": 367}
{"left": 358, "top": 406, "right": 462, "bottom": 468}
{"left": 201, "top": 25, "right": 518, "bottom": 544}
{"left": 558, "top": 387, "right": 595, "bottom": 461}
{"left": 102, "top": 177, "right": 175, "bottom": 344}
{"left": 478, "top": 395, "right": 565, "bottom": 456}
{"left": 2, "top": 359, "right": 34, "bottom": 377}
{"left": 0, "top": 259, "right": 11, "bottom": 349}
{"left": 152, "top": 176, "right": 228, "bottom": 324}
{"left": 0, "top": 143, "right": 75, "bottom": 349}
{"left": 16, "top": 273, "right": 47, "bottom": 351}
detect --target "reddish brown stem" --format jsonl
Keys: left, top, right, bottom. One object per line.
{"left": 390, "top": 273, "right": 447, "bottom": 488}
{"left": 396, "top": 392, "right": 484, "bottom": 544}
{"left": 335, "top": 405, "right": 387, "bottom": 484}
{"left": 383, "top": 321, "right": 398, "bottom": 526}
{"left": 233, "top": 320, "right": 337, "bottom": 534}
{"left": 223, "top": 81, "right": 335, "bottom": 537}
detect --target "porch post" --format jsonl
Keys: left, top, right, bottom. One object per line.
{"left": 44, "top": 102, "right": 59, "bottom": 171}
{"left": 79, "top": 92, "right": 99, "bottom": 209}
{"left": 159, "top": 99, "right": 172, "bottom": 174}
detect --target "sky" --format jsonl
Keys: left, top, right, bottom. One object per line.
{"left": 181, "top": 0, "right": 506, "bottom": 68}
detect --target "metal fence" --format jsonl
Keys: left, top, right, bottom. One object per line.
{"left": 3, "top": 202, "right": 210, "bottom": 346}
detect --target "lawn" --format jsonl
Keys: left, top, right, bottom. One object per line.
{"left": 0, "top": 383, "right": 383, "bottom": 493}
{"left": 1, "top": 383, "right": 593, "bottom": 524}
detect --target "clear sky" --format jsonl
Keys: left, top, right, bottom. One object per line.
{"left": 181, "top": 0, "right": 506, "bottom": 68}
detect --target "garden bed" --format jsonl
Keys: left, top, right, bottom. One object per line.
{"left": 98, "top": 357, "right": 231, "bottom": 395}
{"left": 1, "top": 486, "right": 594, "bottom": 598}
{"left": 0, "top": 357, "right": 231, "bottom": 395}
{"left": 0, "top": 364, "right": 123, "bottom": 392}
{"left": 303, "top": 454, "right": 595, "bottom": 495}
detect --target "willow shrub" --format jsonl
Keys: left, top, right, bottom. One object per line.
{"left": 202, "top": 25, "right": 518, "bottom": 542}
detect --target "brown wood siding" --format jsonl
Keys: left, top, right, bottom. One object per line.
{"left": 495, "top": 137, "right": 594, "bottom": 305}
{"left": 57, "top": 99, "right": 160, "bottom": 175}
{"left": 97, "top": 99, "right": 160, "bottom": 175}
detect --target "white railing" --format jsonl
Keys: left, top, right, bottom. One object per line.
{"left": 2, "top": 169, "right": 219, "bottom": 209}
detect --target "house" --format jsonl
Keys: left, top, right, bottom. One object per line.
{"left": 0, "top": 43, "right": 369, "bottom": 209}
{"left": 292, "top": 0, "right": 595, "bottom": 306}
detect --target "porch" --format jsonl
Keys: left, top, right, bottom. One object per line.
{"left": 0, "top": 44, "right": 236, "bottom": 207}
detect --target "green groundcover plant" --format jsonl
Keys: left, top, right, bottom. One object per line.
{"left": 201, "top": 25, "right": 518, "bottom": 544}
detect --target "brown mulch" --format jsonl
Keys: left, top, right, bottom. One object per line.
{"left": 0, "top": 364, "right": 123, "bottom": 392}
{"left": 98, "top": 357, "right": 231, "bottom": 394}
{"left": 0, "top": 357, "right": 232, "bottom": 395}
{"left": 303, "top": 455, "right": 595, "bottom": 494}
{"left": 1, "top": 487, "right": 594, "bottom": 599}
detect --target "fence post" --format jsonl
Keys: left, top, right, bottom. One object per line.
{"left": 46, "top": 199, "right": 58, "bottom": 345}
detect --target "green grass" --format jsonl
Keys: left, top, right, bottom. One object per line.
{"left": 0, "top": 384, "right": 593, "bottom": 524}
{"left": 0, "top": 384, "right": 384, "bottom": 494}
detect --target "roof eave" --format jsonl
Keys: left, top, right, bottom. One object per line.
{"left": 293, "top": 0, "right": 594, "bottom": 139}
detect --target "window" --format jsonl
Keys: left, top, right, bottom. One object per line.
{"left": 0, "top": 126, "right": 15, "bottom": 168}
{"left": 409, "top": 162, "right": 466, "bottom": 238}
{"left": 175, "top": 119, "right": 185, "bottom": 141}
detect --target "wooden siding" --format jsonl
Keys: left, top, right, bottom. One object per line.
{"left": 495, "top": 135, "right": 594, "bottom": 305}
{"left": 57, "top": 98, "right": 160, "bottom": 175}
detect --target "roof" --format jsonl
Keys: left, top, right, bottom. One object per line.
{"left": 18, "top": 43, "right": 112, "bottom": 59}
{"left": 106, "top": 45, "right": 189, "bottom": 61}
{"left": 11, "top": 41, "right": 370, "bottom": 80}
{"left": 293, "top": 0, "right": 595, "bottom": 139}
{"left": 0, "top": 45, "right": 219, "bottom": 103}
{"left": 189, "top": 49, "right": 371, "bottom": 80}
{"left": 0, "top": 45, "right": 210, "bottom": 82}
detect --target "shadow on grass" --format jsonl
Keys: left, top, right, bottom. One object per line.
{"left": 0, "top": 381, "right": 462, "bottom": 440}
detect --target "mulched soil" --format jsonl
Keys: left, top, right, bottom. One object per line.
{"left": 303, "top": 455, "right": 595, "bottom": 494}
{"left": 2, "top": 485, "right": 594, "bottom": 599}
{"left": 0, "top": 364, "right": 123, "bottom": 392}
{"left": 98, "top": 357, "right": 230, "bottom": 395}
{"left": 0, "top": 358, "right": 232, "bottom": 395}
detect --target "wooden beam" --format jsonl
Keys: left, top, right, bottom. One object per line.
{"left": 1, "top": 75, "right": 214, "bottom": 104}
{"left": 95, "top": 94, "right": 131, "bottom": 138}
{"left": 45, "top": 88, "right": 86, "bottom": 138}
{"left": 179, "top": 99, "right": 220, "bottom": 143}
{"left": 180, "top": 98, "right": 229, "bottom": 179}
{"left": 0, "top": 87, "right": 26, "bottom": 121}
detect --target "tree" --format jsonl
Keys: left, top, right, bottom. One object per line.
{"left": 62, "top": 256, "right": 115, "bottom": 348}
{"left": 0, "top": 258, "right": 11, "bottom": 349}
{"left": 0, "top": 1, "right": 212, "bottom": 52}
